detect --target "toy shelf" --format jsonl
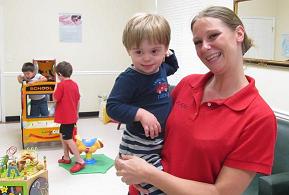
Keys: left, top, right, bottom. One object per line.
{"left": 0, "top": 167, "right": 48, "bottom": 195}
{"left": 0, "top": 169, "right": 48, "bottom": 195}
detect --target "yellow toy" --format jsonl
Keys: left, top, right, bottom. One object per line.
{"left": 75, "top": 135, "right": 103, "bottom": 164}
{"left": 20, "top": 59, "right": 61, "bottom": 148}
{"left": 99, "top": 96, "right": 111, "bottom": 124}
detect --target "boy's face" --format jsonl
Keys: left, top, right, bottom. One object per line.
{"left": 23, "top": 71, "right": 35, "bottom": 80}
{"left": 128, "top": 40, "right": 168, "bottom": 74}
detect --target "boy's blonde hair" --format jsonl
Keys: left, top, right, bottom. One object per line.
{"left": 122, "top": 13, "right": 171, "bottom": 50}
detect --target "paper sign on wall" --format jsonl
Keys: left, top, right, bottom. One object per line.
{"left": 281, "top": 34, "right": 289, "bottom": 58}
{"left": 59, "top": 13, "right": 82, "bottom": 43}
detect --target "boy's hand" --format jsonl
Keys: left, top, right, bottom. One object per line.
{"left": 135, "top": 108, "right": 161, "bottom": 139}
{"left": 166, "top": 49, "right": 173, "bottom": 57}
{"left": 28, "top": 80, "right": 36, "bottom": 84}
{"left": 17, "top": 75, "right": 25, "bottom": 83}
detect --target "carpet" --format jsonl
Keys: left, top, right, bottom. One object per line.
{"left": 59, "top": 154, "right": 114, "bottom": 175}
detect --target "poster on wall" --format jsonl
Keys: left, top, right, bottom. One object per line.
{"left": 59, "top": 13, "right": 82, "bottom": 43}
{"left": 281, "top": 34, "right": 289, "bottom": 58}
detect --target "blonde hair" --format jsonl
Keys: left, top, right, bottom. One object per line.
{"left": 122, "top": 13, "right": 171, "bottom": 50}
{"left": 191, "top": 6, "right": 253, "bottom": 55}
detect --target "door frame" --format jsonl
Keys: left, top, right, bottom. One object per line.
{"left": 0, "top": 5, "right": 4, "bottom": 122}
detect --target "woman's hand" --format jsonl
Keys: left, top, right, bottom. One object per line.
{"left": 115, "top": 155, "right": 151, "bottom": 184}
{"left": 115, "top": 155, "right": 154, "bottom": 193}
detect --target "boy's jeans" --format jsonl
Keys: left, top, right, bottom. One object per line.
{"left": 30, "top": 96, "right": 49, "bottom": 117}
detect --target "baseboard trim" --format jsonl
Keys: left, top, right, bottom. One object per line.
{"left": 79, "top": 111, "right": 99, "bottom": 118}
{"left": 5, "top": 116, "right": 20, "bottom": 122}
{"left": 5, "top": 111, "right": 99, "bottom": 122}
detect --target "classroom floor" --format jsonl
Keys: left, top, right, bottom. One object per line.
{"left": 0, "top": 117, "right": 129, "bottom": 194}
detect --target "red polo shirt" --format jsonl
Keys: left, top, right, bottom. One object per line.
{"left": 129, "top": 72, "right": 277, "bottom": 194}
{"left": 162, "top": 72, "right": 277, "bottom": 184}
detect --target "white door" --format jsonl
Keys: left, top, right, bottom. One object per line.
{"left": 241, "top": 17, "right": 275, "bottom": 60}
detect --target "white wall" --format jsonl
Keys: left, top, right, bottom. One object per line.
{"left": 245, "top": 65, "right": 289, "bottom": 115}
{"left": 158, "top": 0, "right": 289, "bottom": 117}
{"left": 275, "top": 0, "right": 289, "bottom": 60}
{"left": 237, "top": 0, "right": 289, "bottom": 116}
{"left": 2, "top": 0, "right": 289, "bottom": 119}
{"left": 0, "top": 3, "right": 3, "bottom": 121}
{"left": 157, "top": 0, "right": 233, "bottom": 86}
{"left": 1, "top": 0, "right": 156, "bottom": 117}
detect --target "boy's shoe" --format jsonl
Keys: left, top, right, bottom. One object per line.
{"left": 58, "top": 156, "right": 71, "bottom": 164}
{"left": 70, "top": 162, "right": 85, "bottom": 173}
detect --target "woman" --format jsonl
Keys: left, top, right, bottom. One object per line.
{"left": 116, "top": 6, "right": 277, "bottom": 195}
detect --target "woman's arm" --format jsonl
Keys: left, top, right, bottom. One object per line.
{"left": 116, "top": 155, "right": 255, "bottom": 195}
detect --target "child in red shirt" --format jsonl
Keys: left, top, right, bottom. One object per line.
{"left": 54, "top": 61, "right": 85, "bottom": 173}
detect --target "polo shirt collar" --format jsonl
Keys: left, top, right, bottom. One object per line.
{"left": 190, "top": 72, "right": 259, "bottom": 111}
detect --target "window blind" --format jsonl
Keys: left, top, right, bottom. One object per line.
{"left": 157, "top": 0, "right": 233, "bottom": 84}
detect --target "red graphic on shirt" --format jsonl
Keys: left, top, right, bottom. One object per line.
{"left": 156, "top": 82, "right": 168, "bottom": 94}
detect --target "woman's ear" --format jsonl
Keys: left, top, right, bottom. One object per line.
{"left": 235, "top": 25, "right": 245, "bottom": 43}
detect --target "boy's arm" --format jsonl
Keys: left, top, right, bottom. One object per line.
{"left": 106, "top": 76, "right": 138, "bottom": 124}
{"left": 53, "top": 82, "right": 63, "bottom": 102}
{"left": 17, "top": 74, "right": 25, "bottom": 83}
{"left": 163, "top": 49, "right": 179, "bottom": 76}
{"left": 106, "top": 74, "right": 161, "bottom": 138}
{"left": 77, "top": 91, "right": 80, "bottom": 119}
{"left": 28, "top": 75, "right": 47, "bottom": 84}
{"left": 39, "top": 75, "right": 48, "bottom": 82}
{"left": 77, "top": 101, "right": 80, "bottom": 119}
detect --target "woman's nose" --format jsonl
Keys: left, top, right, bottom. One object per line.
{"left": 202, "top": 41, "right": 211, "bottom": 50}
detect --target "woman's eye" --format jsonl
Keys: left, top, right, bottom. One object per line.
{"left": 209, "top": 33, "right": 220, "bottom": 40}
{"left": 194, "top": 40, "right": 201, "bottom": 46}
